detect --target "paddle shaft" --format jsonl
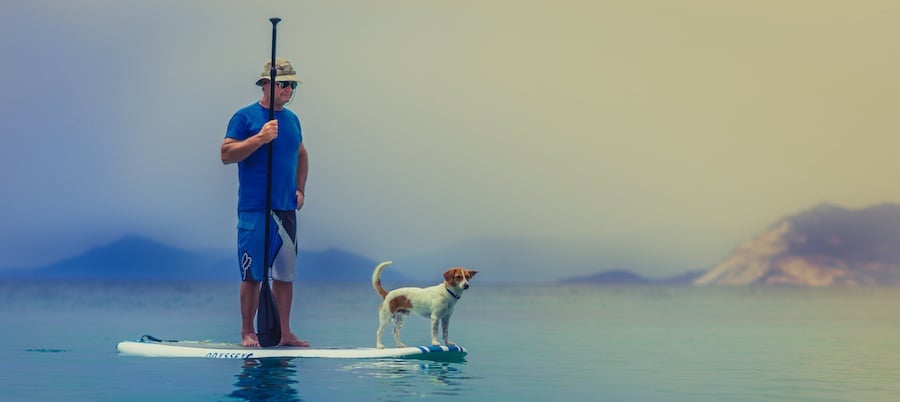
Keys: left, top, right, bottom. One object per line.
{"left": 264, "top": 17, "right": 280, "bottom": 273}
{"left": 258, "top": 17, "right": 282, "bottom": 347}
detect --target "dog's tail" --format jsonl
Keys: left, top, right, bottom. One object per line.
{"left": 372, "top": 261, "right": 392, "bottom": 299}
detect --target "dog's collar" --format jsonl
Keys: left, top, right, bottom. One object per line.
{"left": 446, "top": 287, "right": 461, "bottom": 300}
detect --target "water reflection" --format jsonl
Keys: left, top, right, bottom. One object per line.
{"left": 339, "top": 360, "right": 472, "bottom": 399}
{"left": 227, "top": 357, "right": 471, "bottom": 401}
{"left": 229, "top": 357, "right": 302, "bottom": 401}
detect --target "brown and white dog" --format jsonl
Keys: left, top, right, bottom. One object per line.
{"left": 372, "top": 261, "right": 478, "bottom": 349}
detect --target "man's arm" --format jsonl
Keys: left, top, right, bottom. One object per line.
{"left": 221, "top": 120, "right": 278, "bottom": 164}
{"left": 296, "top": 143, "right": 308, "bottom": 210}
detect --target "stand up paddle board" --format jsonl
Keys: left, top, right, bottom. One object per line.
{"left": 117, "top": 335, "right": 467, "bottom": 362}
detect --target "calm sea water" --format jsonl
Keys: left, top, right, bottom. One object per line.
{"left": 2, "top": 280, "right": 900, "bottom": 401}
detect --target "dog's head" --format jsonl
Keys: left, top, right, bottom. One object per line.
{"left": 443, "top": 267, "right": 478, "bottom": 290}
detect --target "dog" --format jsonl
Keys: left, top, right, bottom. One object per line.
{"left": 372, "top": 261, "right": 477, "bottom": 349}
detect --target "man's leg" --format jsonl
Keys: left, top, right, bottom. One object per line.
{"left": 240, "top": 280, "right": 261, "bottom": 347}
{"left": 272, "top": 280, "right": 309, "bottom": 347}
{"left": 237, "top": 210, "right": 266, "bottom": 348}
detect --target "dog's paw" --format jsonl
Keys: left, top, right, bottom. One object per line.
{"left": 445, "top": 341, "right": 457, "bottom": 347}
{"left": 397, "top": 342, "right": 407, "bottom": 348}
{"left": 376, "top": 343, "right": 385, "bottom": 349}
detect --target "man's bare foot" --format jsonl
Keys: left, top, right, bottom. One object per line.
{"left": 279, "top": 332, "right": 310, "bottom": 347}
{"left": 241, "top": 332, "right": 260, "bottom": 348}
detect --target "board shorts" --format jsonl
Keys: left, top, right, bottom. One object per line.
{"left": 236, "top": 209, "right": 297, "bottom": 282}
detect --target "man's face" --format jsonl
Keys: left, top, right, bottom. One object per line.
{"left": 263, "top": 80, "right": 297, "bottom": 106}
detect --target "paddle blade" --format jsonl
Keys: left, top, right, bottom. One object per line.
{"left": 256, "top": 280, "right": 281, "bottom": 347}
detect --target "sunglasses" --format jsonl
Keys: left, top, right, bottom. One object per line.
{"left": 274, "top": 81, "right": 298, "bottom": 89}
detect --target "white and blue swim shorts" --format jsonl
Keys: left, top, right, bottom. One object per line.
{"left": 236, "top": 209, "right": 297, "bottom": 282}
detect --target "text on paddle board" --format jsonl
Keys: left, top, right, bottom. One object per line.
{"left": 205, "top": 352, "right": 254, "bottom": 359}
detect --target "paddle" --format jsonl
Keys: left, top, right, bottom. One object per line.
{"left": 257, "top": 17, "right": 283, "bottom": 348}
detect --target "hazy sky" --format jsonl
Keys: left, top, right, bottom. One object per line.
{"left": 2, "top": 0, "right": 899, "bottom": 278}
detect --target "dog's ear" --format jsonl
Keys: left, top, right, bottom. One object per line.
{"left": 466, "top": 270, "right": 478, "bottom": 279}
{"left": 443, "top": 269, "right": 455, "bottom": 283}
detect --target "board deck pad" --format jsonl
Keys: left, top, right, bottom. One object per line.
{"left": 117, "top": 336, "right": 467, "bottom": 362}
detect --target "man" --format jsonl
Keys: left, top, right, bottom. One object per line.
{"left": 221, "top": 58, "right": 309, "bottom": 348}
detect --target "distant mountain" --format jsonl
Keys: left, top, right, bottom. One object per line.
{"left": 0, "top": 234, "right": 408, "bottom": 283}
{"left": 0, "top": 234, "right": 230, "bottom": 280}
{"left": 298, "top": 248, "right": 410, "bottom": 283}
{"left": 656, "top": 270, "right": 707, "bottom": 285}
{"left": 694, "top": 203, "right": 900, "bottom": 286}
{"left": 560, "top": 270, "right": 651, "bottom": 285}
{"left": 388, "top": 236, "right": 679, "bottom": 284}
{"left": 559, "top": 269, "right": 705, "bottom": 285}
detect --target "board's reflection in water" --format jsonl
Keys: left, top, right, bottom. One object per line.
{"left": 227, "top": 357, "right": 470, "bottom": 400}
{"left": 229, "top": 357, "right": 301, "bottom": 401}
{"left": 339, "top": 360, "right": 471, "bottom": 399}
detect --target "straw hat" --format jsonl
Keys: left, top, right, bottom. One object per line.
{"left": 255, "top": 57, "right": 301, "bottom": 85}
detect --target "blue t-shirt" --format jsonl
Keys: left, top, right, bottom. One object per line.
{"left": 225, "top": 102, "right": 302, "bottom": 211}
